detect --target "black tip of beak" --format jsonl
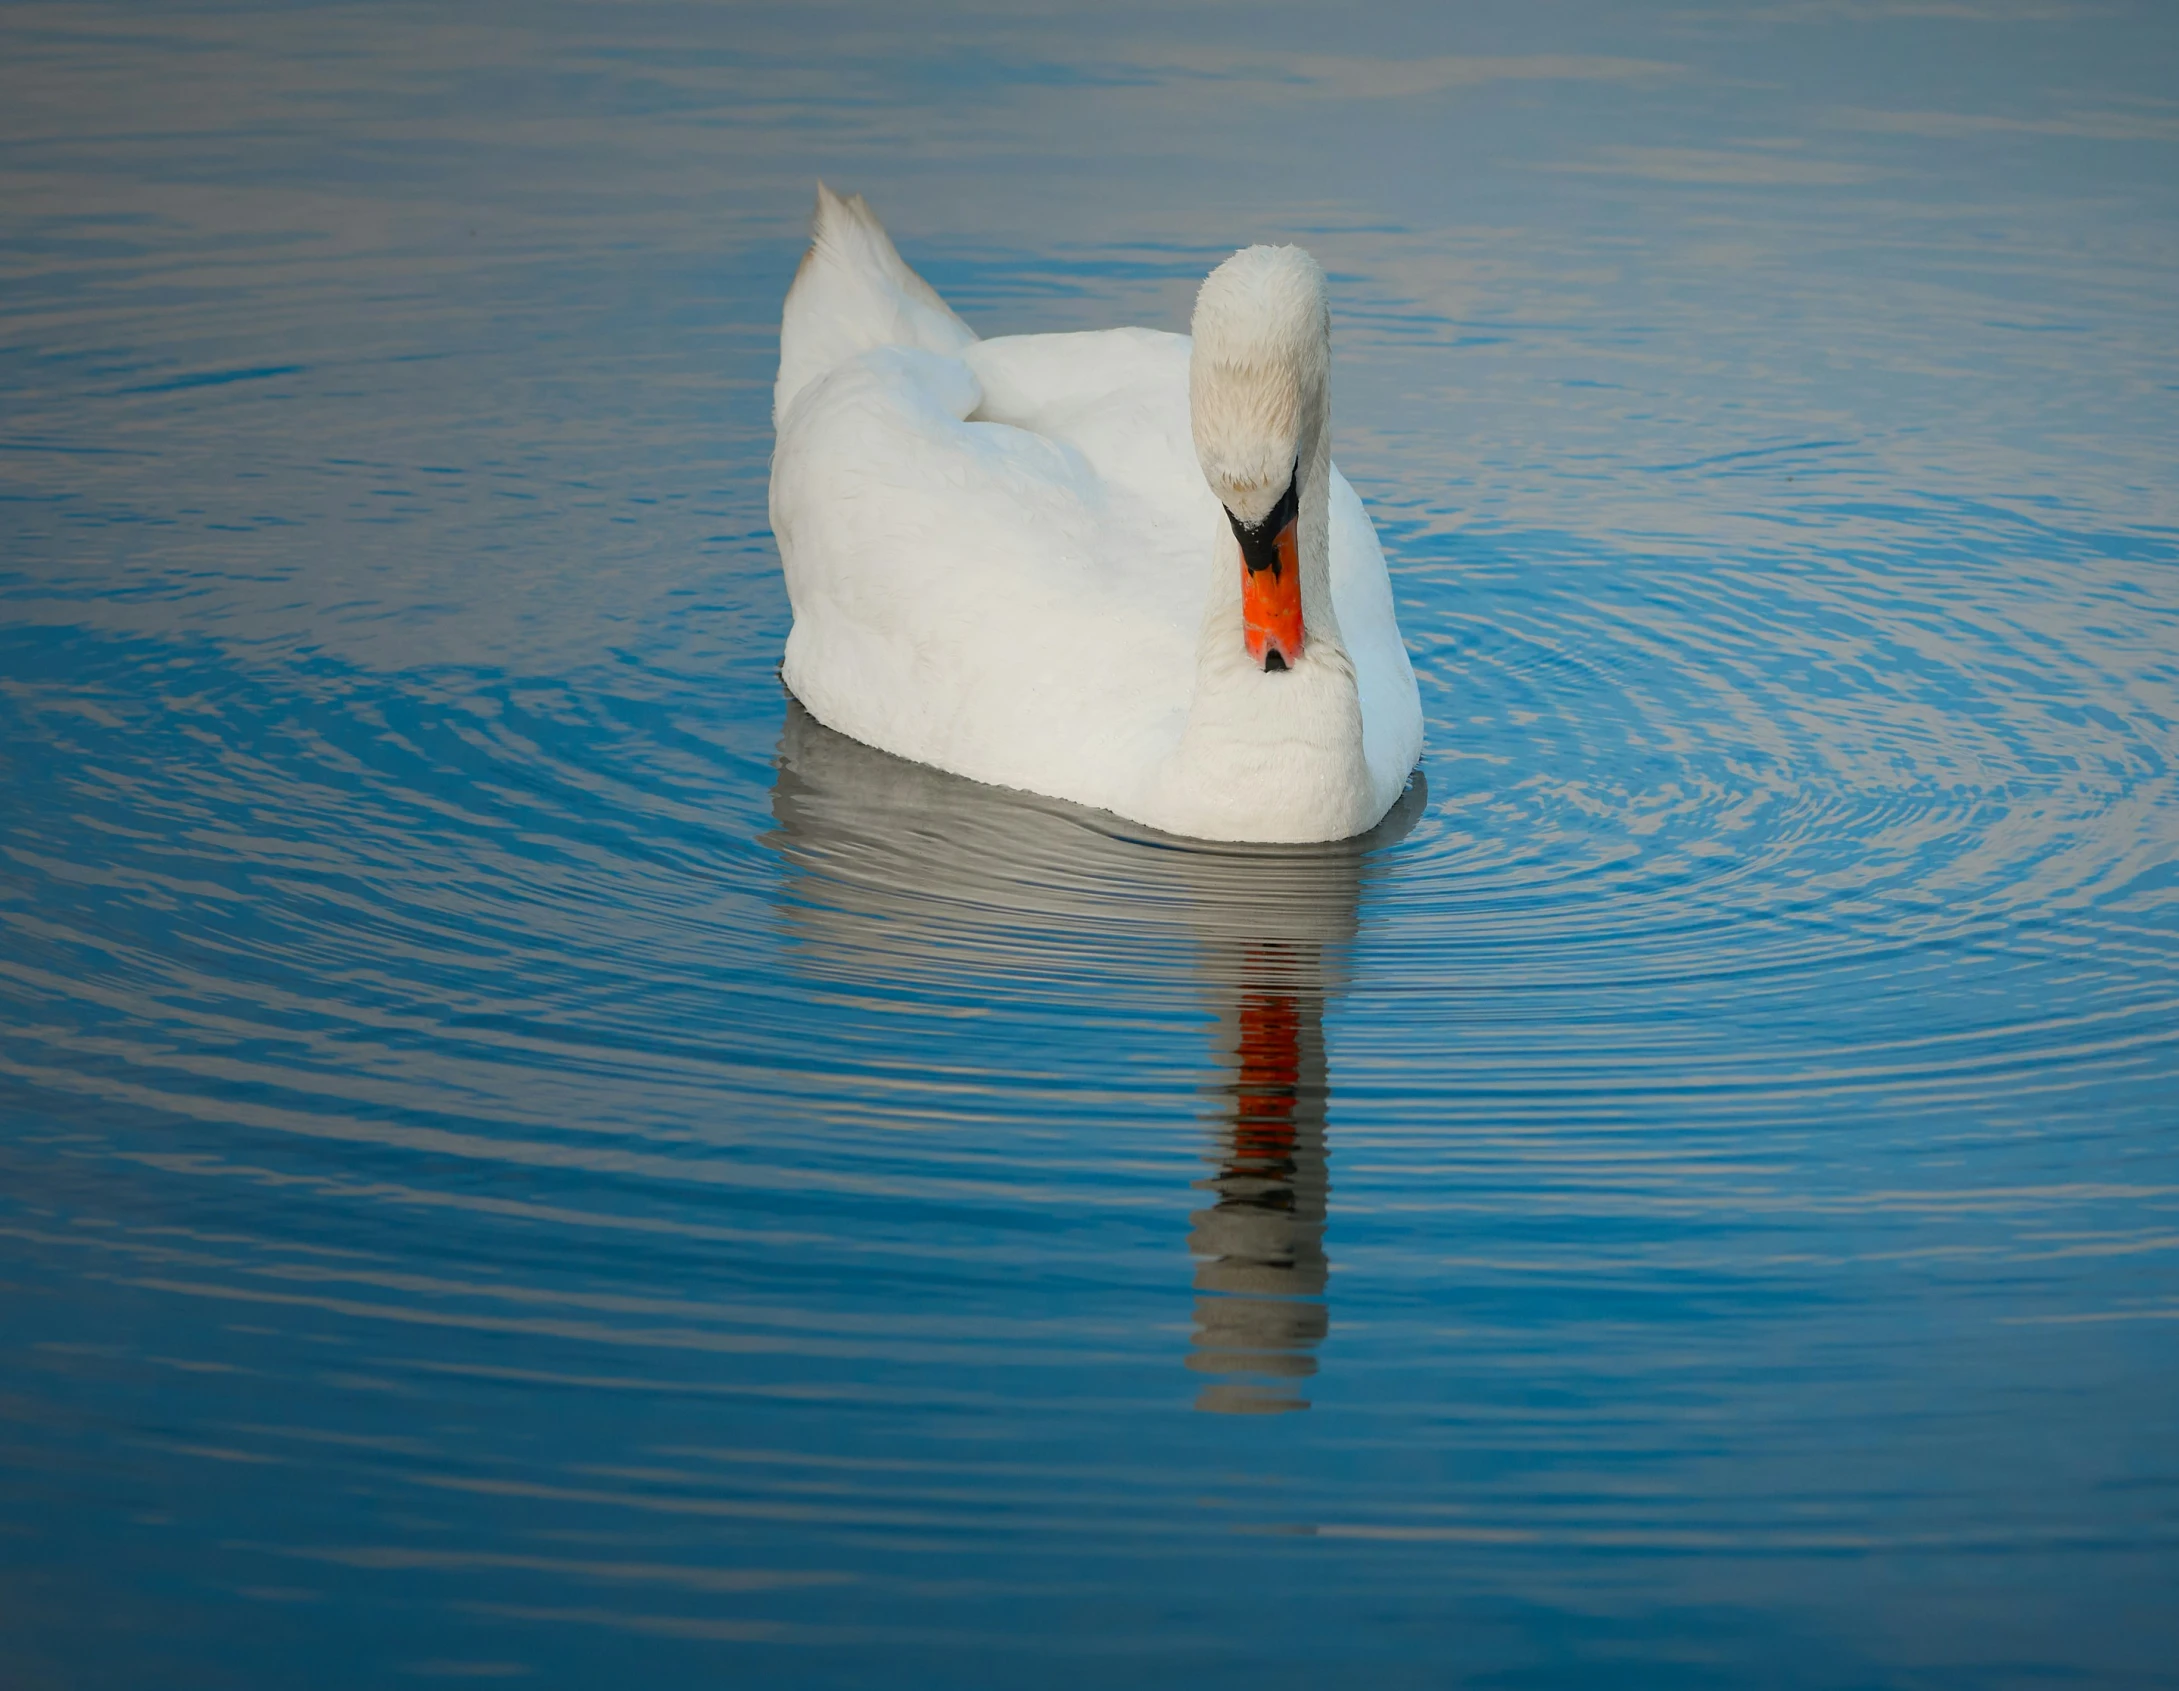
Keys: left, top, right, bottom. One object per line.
{"left": 1263, "top": 650, "right": 1288, "bottom": 673}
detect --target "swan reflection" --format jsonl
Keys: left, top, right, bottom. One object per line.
{"left": 1186, "top": 935, "right": 1335, "bottom": 1413}
{"left": 765, "top": 697, "right": 1418, "bottom": 1413}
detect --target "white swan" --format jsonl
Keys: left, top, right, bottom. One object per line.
{"left": 769, "top": 186, "right": 1423, "bottom": 844}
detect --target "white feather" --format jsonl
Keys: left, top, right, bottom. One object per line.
{"left": 769, "top": 189, "right": 1424, "bottom": 843}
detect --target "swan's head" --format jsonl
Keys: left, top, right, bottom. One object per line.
{"left": 1190, "top": 245, "right": 1330, "bottom": 674}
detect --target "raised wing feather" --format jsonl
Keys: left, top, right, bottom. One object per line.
{"left": 771, "top": 343, "right": 1199, "bottom": 813}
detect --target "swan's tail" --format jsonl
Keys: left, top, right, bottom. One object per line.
{"left": 774, "top": 184, "right": 978, "bottom": 426}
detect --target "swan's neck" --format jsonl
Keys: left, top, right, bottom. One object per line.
{"left": 1163, "top": 415, "right": 1371, "bottom": 843}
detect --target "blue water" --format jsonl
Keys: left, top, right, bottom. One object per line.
{"left": 5, "top": 3, "right": 2178, "bottom": 1685}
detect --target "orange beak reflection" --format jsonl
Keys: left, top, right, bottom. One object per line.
{"left": 1242, "top": 517, "right": 1304, "bottom": 672}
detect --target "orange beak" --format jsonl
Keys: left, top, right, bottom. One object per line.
{"left": 1238, "top": 507, "right": 1304, "bottom": 672}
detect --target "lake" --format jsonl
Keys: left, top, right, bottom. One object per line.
{"left": 3, "top": 2, "right": 2176, "bottom": 1685}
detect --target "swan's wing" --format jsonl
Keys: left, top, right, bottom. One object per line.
{"left": 1328, "top": 469, "right": 1425, "bottom": 807}
{"left": 965, "top": 328, "right": 1217, "bottom": 630}
{"left": 771, "top": 342, "right": 1199, "bottom": 813}
{"left": 775, "top": 185, "right": 978, "bottom": 427}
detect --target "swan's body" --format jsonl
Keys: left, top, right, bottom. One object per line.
{"left": 769, "top": 187, "right": 1422, "bottom": 843}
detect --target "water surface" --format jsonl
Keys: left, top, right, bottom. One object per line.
{"left": 4, "top": 2, "right": 2177, "bottom": 1685}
